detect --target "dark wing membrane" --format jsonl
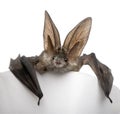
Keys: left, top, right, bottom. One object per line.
{"left": 98, "top": 61, "right": 113, "bottom": 103}
{"left": 9, "top": 55, "right": 43, "bottom": 105}
{"left": 43, "top": 11, "right": 61, "bottom": 53}
{"left": 79, "top": 53, "right": 113, "bottom": 103}
{"left": 62, "top": 17, "right": 92, "bottom": 60}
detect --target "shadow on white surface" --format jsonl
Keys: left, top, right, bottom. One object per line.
{"left": 0, "top": 71, "right": 120, "bottom": 114}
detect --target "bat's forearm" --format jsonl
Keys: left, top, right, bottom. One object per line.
{"left": 79, "top": 53, "right": 112, "bottom": 79}
{"left": 78, "top": 53, "right": 100, "bottom": 73}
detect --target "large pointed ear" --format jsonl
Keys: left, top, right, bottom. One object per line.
{"left": 43, "top": 11, "right": 61, "bottom": 54}
{"left": 62, "top": 17, "right": 92, "bottom": 61}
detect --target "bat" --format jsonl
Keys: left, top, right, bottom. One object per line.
{"left": 9, "top": 11, "right": 113, "bottom": 105}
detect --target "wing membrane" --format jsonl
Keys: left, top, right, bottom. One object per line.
{"left": 9, "top": 55, "right": 43, "bottom": 105}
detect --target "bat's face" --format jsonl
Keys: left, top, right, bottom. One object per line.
{"left": 52, "top": 50, "right": 68, "bottom": 68}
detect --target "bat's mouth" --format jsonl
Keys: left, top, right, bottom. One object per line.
{"left": 55, "top": 61, "right": 61, "bottom": 65}
{"left": 54, "top": 61, "right": 65, "bottom": 68}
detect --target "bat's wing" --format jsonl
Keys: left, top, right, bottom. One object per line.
{"left": 9, "top": 55, "right": 43, "bottom": 105}
{"left": 43, "top": 11, "right": 61, "bottom": 55}
{"left": 62, "top": 17, "right": 92, "bottom": 61}
{"left": 79, "top": 53, "right": 113, "bottom": 103}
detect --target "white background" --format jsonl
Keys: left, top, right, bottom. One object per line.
{"left": 0, "top": 71, "right": 120, "bottom": 114}
{"left": 0, "top": 0, "right": 120, "bottom": 89}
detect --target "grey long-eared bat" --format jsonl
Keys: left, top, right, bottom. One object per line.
{"left": 9, "top": 11, "right": 113, "bottom": 105}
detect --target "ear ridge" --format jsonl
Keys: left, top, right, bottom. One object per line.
{"left": 62, "top": 17, "right": 92, "bottom": 57}
{"left": 43, "top": 11, "right": 61, "bottom": 52}
{"left": 67, "top": 42, "right": 80, "bottom": 61}
{"left": 68, "top": 40, "right": 86, "bottom": 61}
{"left": 46, "top": 35, "right": 54, "bottom": 55}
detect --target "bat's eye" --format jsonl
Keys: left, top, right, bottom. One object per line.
{"left": 64, "top": 58, "right": 68, "bottom": 62}
{"left": 52, "top": 56, "right": 55, "bottom": 60}
{"left": 57, "top": 47, "right": 61, "bottom": 51}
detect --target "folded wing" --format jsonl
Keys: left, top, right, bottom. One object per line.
{"left": 9, "top": 55, "right": 43, "bottom": 105}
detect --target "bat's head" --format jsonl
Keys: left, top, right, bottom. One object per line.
{"left": 52, "top": 49, "right": 68, "bottom": 68}
{"left": 43, "top": 11, "right": 92, "bottom": 70}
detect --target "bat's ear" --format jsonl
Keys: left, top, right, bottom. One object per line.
{"left": 43, "top": 11, "right": 61, "bottom": 55}
{"left": 62, "top": 17, "right": 92, "bottom": 61}
{"left": 46, "top": 35, "right": 54, "bottom": 55}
